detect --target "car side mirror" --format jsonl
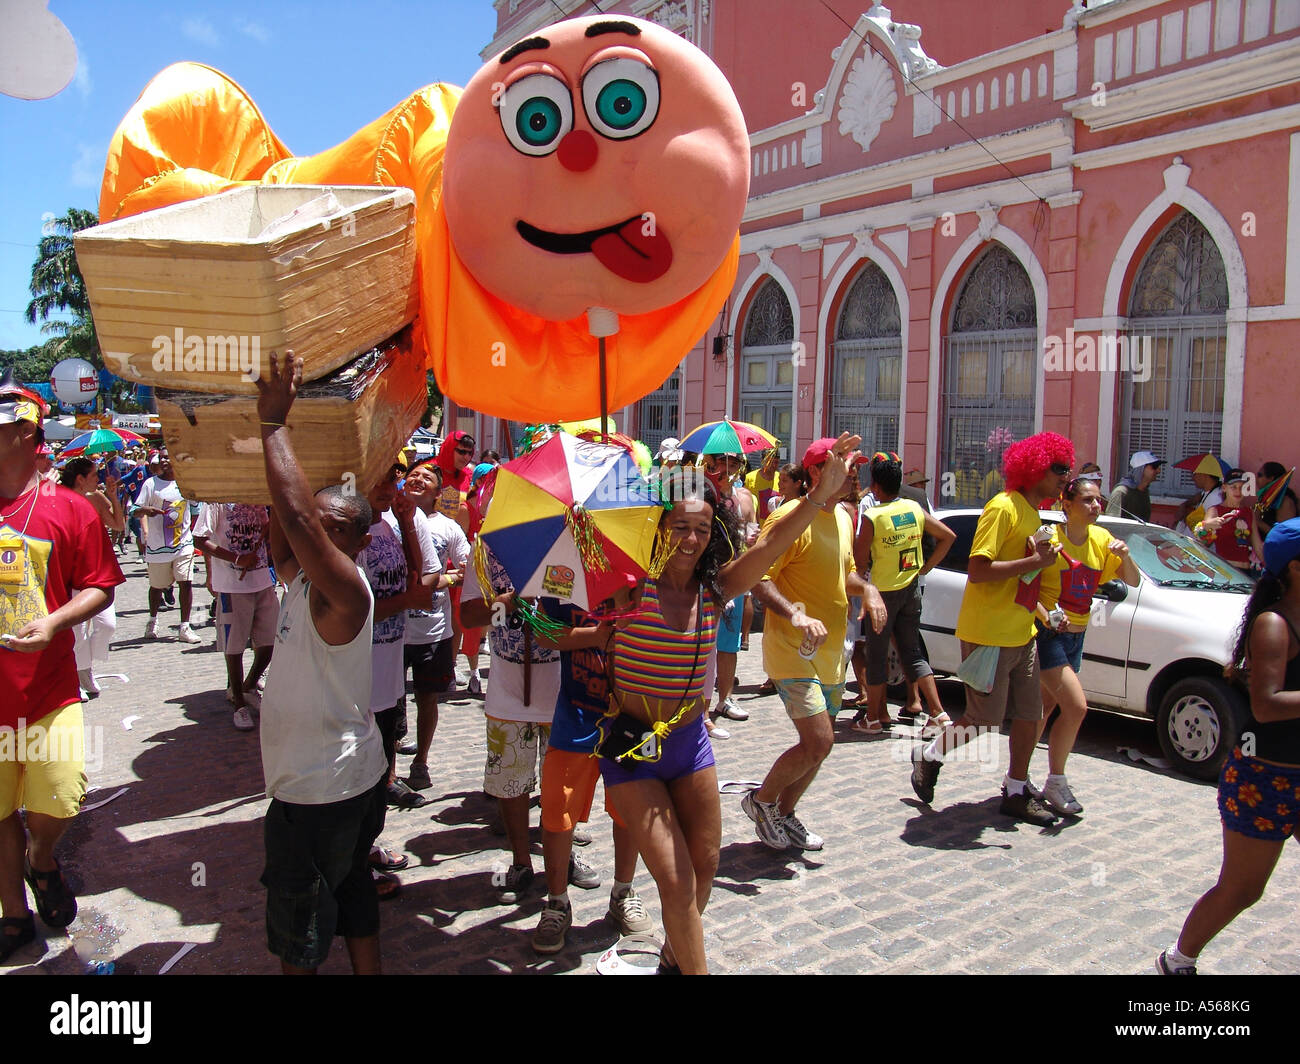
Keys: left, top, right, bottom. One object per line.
{"left": 1095, "top": 579, "right": 1129, "bottom": 602}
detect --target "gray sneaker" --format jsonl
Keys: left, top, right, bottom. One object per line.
{"left": 607, "top": 887, "right": 653, "bottom": 934}
{"left": 741, "top": 790, "right": 790, "bottom": 850}
{"left": 1041, "top": 777, "right": 1082, "bottom": 816}
{"left": 571, "top": 826, "right": 593, "bottom": 847}
{"left": 232, "top": 706, "right": 256, "bottom": 731}
{"left": 531, "top": 898, "right": 571, "bottom": 954}
{"left": 568, "top": 854, "right": 601, "bottom": 890}
{"left": 780, "top": 810, "right": 824, "bottom": 851}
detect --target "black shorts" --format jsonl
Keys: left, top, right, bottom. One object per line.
{"left": 261, "top": 776, "right": 387, "bottom": 969}
{"left": 404, "top": 637, "right": 456, "bottom": 696}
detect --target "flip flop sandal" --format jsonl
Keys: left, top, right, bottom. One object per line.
{"left": 850, "top": 720, "right": 884, "bottom": 735}
{"left": 24, "top": 858, "right": 77, "bottom": 929}
{"left": 0, "top": 914, "right": 36, "bottom": 962}
{"left": 369, "top": 846, "right": 410, "bottom": 871}
{"left": 371, "top": 869, "right": 401, "bottom": 901}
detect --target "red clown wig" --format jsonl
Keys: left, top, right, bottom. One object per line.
{"left": 1002, "top": 432, "right": 1075, "bottom": 494}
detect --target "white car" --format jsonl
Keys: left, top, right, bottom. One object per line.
{"left": 917, "top": 509, "right": 1255, "bottom": 780}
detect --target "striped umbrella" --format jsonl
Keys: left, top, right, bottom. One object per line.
{"left": 1258, "top": 467, "right": 1295, "bottom": 513}
{"left": 678, "top": 418, "right": 777, "bottom": 457}
{"left": 61, "top": 427, "right": 146, "bottom": 456}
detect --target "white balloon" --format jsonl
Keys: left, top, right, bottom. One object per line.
{"left": 50, "top": 357, "right": 99, "bottom": 406}
{"left": 0, "top": 0, "right": 78, "bottom": 101}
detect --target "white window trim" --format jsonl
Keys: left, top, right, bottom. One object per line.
{"left": 1096, "top": 159, "right": 1247, "bottom": 479}
{"left": 729, "top": 264, "right": 801, "bottom": 447}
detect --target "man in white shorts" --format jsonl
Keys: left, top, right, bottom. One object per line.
{"left": 194, "top": 502, "right": 277, "bottom": 731}
{"left": 133, "top": 451, "right": 201, "bottom": 643}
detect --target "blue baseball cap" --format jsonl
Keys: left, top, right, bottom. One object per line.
{"left": 1264, "top": 517, "right": 1300, "bottom": 576}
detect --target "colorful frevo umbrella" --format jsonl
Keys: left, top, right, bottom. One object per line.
{"left": 1174, "top": 453, "right": 1232, "bottom": 481}
{"left": 475, "top": 431, "right": 664, "bottom": 614}
{"left": 678, "top": 418, "right": 777, "bottom": 457}
{"left": 62, "top": 427, "right": 146, "bottom": 456}
{"left": 1258, "top": 467, "right": 1295, "bottom": 513}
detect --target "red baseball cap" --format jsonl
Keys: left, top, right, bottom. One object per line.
{"left": 802, "top": 437, "right": 867, "bottom": 471}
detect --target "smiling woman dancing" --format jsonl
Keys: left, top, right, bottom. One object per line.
{"left": 598, "top": 432, "right": 861, "bottom": 974}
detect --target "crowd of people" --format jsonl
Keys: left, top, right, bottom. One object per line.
{"left": 2, "top": 363, "right": 1297, "bottom": 975}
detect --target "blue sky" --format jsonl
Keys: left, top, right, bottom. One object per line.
{"left": 0, "top": 1, "right": 501, "bottom": 351}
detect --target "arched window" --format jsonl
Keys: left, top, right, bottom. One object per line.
{"left": 940, "top": 245, "right": 1037, "bottom": 505}
{"left": 636, "top": 368, "right": 680, "bottom": 457}
{"left": 1120, "top": 212, "right": 1228, "bottom": 498}
{"left": 828, "top": 263, "right": 901, "bottom": 453}
{"left": 738, "top": 279, "right": 795, "bottom": 459}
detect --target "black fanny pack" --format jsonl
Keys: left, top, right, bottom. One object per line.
{"left": 597, "top": 710, "right": 659, "bottom": 767}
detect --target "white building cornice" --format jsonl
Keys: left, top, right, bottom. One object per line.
{"left": 743, "top": 120, "right": 1072, "bottom": 223}
{"left": 1072, "top": 102, "right": 1300, "bottom": 169}
{"left": 1065, "top": 36, "right": 1300, "bottom": 131}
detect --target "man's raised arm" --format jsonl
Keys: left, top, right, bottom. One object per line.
{"left": 256, "top": 351, "right": 370, "bottom": 643}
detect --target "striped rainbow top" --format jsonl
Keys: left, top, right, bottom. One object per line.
{"left": 611, "top": 580, "right": 717, "bottom": 700}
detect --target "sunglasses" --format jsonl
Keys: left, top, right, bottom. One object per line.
{"left": 1049, "top": 463, "right": 1071, "bottom": 476}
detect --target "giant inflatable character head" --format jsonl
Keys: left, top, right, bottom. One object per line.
{"left": 93, "top": 15, "right": 749, "bottom": 422}
{"left": 443, "top": 15, "right": 749, "bottom": 323}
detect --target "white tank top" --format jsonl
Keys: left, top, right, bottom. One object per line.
{"left": 260, "top": 569, "right": 387, "bottom": 805}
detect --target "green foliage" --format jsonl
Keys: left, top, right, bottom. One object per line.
{"left": 26, "top": 207, "right": 101, "bottom": 370}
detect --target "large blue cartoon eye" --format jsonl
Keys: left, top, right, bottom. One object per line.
{"left": 498, "top": 74, "right": 573, "bottom": 156}
{"left": 582, "top": 58, "right": 659, "bottom": 140}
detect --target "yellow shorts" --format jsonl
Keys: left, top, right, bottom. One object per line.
{"left": 0, "top": 701, "right": 88, "bottom": 820}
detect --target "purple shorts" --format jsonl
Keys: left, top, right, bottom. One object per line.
{"left": 598, "top": 713, "right": 715, "bottom": 786}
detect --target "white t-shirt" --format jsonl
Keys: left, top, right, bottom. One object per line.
{"left": 136, "top": 476, "right": 193, "bottom": 560}
{"left": 260, "top": 569, "right": 386, "bottom": 805}
{"left": 193, "top": 503, "right": 273, "bottom": 593}
{"left": 406, "top": 510, "right": 466, "bottom": 645}
{"left": 463, "top": 545, "right": 559, "bottom": 724}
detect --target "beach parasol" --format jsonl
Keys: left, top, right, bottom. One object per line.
{"left": 475, "top": 432, "right": 665, "bottom": 612}
{"left": 678, "top": 419, "right": 777, "bottom": 457}
{"left": 1258, "top": 467, "right": 1295, "bottom": 513}
{"left": 1174, "top": 453, "right": 1232, "bottom": 480}
{"left": 61, "top": 427, "right": 146, "bottom": 456}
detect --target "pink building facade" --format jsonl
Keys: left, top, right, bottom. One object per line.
{"left": 467, "top": 0, "right": 1300, "bottom": 516}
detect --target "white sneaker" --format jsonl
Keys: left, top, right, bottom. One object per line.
{"left": 144, "top": 617, "right": 159, "bottom": 639}
{"left": 717, "top": 697, "right": 749, "bottom": 722}
{"left": 707, "top": 721, "right": 730, "bottom": 740}
{"left": 468, "top": 672, "right": 483, "bottom": 696}
{"left": 232, "top": 706, "right": 256, "bottom": 731}
{"left": 228, "top": 688, "right": 262, "bottom": 710}
{"left": 178, "top": 623, "right": 202, "bottom": 644}
{"left": 741, "top": 790, "right": 790, "bottom": 850}
{"left": 1041, "top": 777, "right": 1083, "bottom": 816}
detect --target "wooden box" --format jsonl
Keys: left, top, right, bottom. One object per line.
{"left": 156, "top": 331, "right": 426, "bottom": 505}
{"left": 75, "top": 185, "right": 418, "bottom": 394}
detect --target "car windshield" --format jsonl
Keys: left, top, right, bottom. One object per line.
{"left": 1109, "top": 524, "right": 1255, "bottom": 591}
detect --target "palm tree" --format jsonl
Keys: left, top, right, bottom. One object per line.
{"left": 26, "top": 207, "right": 100, "bottom": 365}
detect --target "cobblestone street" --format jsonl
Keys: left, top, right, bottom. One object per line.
{"left": 6, "top": 556, "right": 1299, "bottom": 976}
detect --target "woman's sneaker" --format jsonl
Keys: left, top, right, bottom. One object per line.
{"left": 1041, "top": 777, "right": 1083, "bottom": 816}
{"left": 607, "top": 887, "right": 653, "bottom": 934}
{"left": 1156, "top": 950, "right": 1197, "bottom": 975}
{"left": 741, "top": 790, "right": 790, "bottom": 850}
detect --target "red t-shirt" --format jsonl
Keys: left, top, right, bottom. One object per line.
{"left": 0, "top": 483, "right": 125, "bottom": 728}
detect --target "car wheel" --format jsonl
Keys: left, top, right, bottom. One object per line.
{"left": 1155, "top": 677, "right": 1246, "bottom": 781}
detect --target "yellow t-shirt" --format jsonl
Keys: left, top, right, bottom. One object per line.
{"left": 862, "top": 497, "right": 925, "bottom": 592}
{"left": 955, "top": 491, "right": 1044, "bottom": 647}
{"left": 1038, "top": 523, "right": 1123, "bottom": 627}
{"left": 761, "top": 501, "right": 853, "bottom": 684}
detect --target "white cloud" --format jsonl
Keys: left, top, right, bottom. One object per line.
{"left": 181, "top": 17, "right": 221, "bottom": 47}
{"left": 69, "top": 143, "right": 102, "bottom": 189}
{"left": 234, "top": 18, "right": 270, "bottom": 44}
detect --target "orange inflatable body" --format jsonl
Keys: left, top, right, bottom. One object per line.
{"left": 98, "top": 16, "right": 750, "bottom": 422}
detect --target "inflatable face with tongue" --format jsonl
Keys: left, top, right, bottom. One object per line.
{"left": 442, "top": 14, "right": 749, "bottom": 327}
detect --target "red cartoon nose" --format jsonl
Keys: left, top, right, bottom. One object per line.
{"left": 557, "top": 129, "right": 597, "bottom": 172}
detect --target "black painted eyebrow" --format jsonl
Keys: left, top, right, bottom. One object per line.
{"left": 585, "top": 20, "right": 641, "bottom": 38}
{"left": 500, "top": 36, "right": 550, "bottom": 64}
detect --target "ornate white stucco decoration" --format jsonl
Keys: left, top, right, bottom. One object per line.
{"left": 864, "top": 4, "right": 941, "bottom": 81}
{"left": 637, "top": 0, "right": 692, "bottom": 40}
{"left": 1163, "top": 155, "right": 1191, "bottom": 193}
{"left": 976, "top": 204, "right": 1000, "bottom": 241}
{"left": 838, "top": 50, "right": 897, "bottom": 152}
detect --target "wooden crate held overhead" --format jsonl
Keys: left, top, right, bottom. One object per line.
{"left": 76, "top": 185, "right": 418, "bottom": 395}
{"left": 156, "top": 330, "right": 426, "bottom": 505}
